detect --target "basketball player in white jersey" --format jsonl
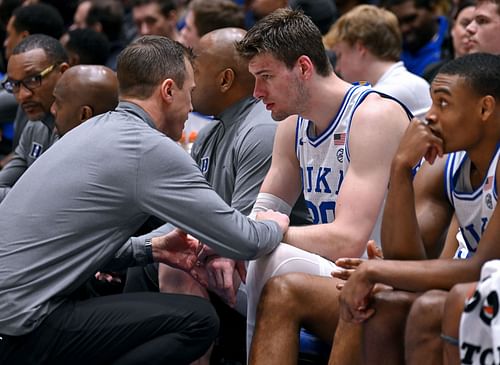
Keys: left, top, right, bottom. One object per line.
{"left": 332, "top": 53, "right": 500, "bottom": 365}
{"left": 235, "top": 8, "right": 410, "bottom": 362}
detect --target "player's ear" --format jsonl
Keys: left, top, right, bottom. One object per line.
{"left": 355, "top": 41, "right": 367, "bottom": 56}
{"left": 296, "top": 55, "right": 313, "bottom": 79}
{"left": 480, "top": 95, "right": 496, "bottom": 122}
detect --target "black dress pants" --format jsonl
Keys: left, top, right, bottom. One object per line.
{"left": 0, "top": 292, "right": 219, "bottom": 365}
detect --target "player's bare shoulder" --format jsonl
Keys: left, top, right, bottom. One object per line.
{"left": 349, "top": 92, "right": 410, "bottom": 156}
{"left": 354, "top": 92, "right": 410, "bottom": 132}
{"left": 275, "top": 114, "right": 300, "bottom": 138}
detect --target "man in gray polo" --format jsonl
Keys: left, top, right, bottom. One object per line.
{"left": 0, "top": 34, "right": 69, "bottom": 202}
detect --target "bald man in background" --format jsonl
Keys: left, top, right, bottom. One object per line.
{"left": 51, "top": 65, "right": 118, "bottom": 136}
{"left": 0, "top": 64, "right": 118, "bottom": 203}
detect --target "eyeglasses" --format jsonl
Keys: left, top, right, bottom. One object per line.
{"left": 2, "top": 64, "right": 56, "bottom": 94}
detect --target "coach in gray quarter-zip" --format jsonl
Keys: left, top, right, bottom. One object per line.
{"left": 0, "top": 35, "right": 288, "bottom": 365}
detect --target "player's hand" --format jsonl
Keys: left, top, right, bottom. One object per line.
{"left": 95, "top": 271, "right": 122, "bottom": 284}
{"left": 333, "top": 240, "right": 383, "bottom": 283}
{"left": 394, "top": 118, "right": 444, "bottom": 169}
{"left": 205, "top": 257, "right": 246, "bottom": 307}
{"left": 339, "top": 261, "right": 377, "bottom": 323}
{"left": 255, "top": 210, "right": 290, "bottom": 234}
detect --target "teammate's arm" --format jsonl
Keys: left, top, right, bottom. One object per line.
{"left": 439, "top": 214, "right": 461, "bottom": 259}
{"left": 381, "top": 120, "right": 452, "bottom": 260}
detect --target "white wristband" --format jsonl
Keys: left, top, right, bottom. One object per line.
{"left": 249, "top": 192, "right": 292, "bottom": 220}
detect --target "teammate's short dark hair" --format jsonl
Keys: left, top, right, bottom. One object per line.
{"left": 66, "top": 28, "right": 111, "bottom": 65}
{"left": 131, "top": 0, "right": 177, "bottom": 17}
{"left": 12, "top": 3, "right": 64, "bottom": 40}
{"left": 117, "top": 35, "right": 194, "bottom": 99}
{"left": 382, "top": 0, "right": 437, "bottom": 11}
{"left": 189, "top": 0, "right": 245, "bottom": 37}
{"left": 0, "top": 0, "right": 21, "bottom": 28}
{"left": 439, "top": 53, "right": 500, "bottom": 99}
{"left": 236, "top": 8, "right": 332, "bottom": 77}
{"left": 13, "top": 34, "right": 68, "bottom": 65}
{"left": 86, "top": 0, "right": 123, "bottom": 42}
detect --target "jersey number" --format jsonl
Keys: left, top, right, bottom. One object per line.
{"left": 306, "top": 200, "right": 336, "bottom": 224}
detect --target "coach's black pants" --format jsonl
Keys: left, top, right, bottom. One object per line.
{"left": 0, "top": 292, "right": 219, "bottom": 365}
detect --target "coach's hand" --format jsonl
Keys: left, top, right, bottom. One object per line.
{"left": 152, "top": 229, "right": 208, "bottom": 287}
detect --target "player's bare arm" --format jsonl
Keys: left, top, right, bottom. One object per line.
{"left": 284, "top": 94, "right": 408, "bottom": 260}
{"left": 259, "top": 115, "right": 303, "bottom": 206}
{"left": 382, "top": 153, "right": 454, "bottom": 260}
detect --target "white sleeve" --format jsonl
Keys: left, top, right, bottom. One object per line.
{"left": 249, "top": 192, "right": 292, "bottom": 219}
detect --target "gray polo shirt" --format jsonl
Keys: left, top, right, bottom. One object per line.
{"left": 0, "top": 115, "right": 58, "bottom": 202}
{"left": 192, "top": 97, "right": 275, "bottom": 215}
{"left": 0, "top": 101, "right": 282, "bottom": 336}
{"left": 192, "top": 97, "right": 311, "bottom": 224}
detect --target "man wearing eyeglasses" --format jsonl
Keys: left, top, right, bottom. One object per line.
{"left": 0, "top": 3, "right": 66, "bottom": 169}
{"left": 0, "top": 34, "right": 69, "bottom": 202}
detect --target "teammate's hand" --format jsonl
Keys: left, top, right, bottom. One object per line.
{"left": 95, "top": 271, "right": 122, "bottom": 284}
{"left": 256, "top": 209, "right": 290, "bottom": 234}
{"left": 333, "top": 240, "right": 383, "bottom": 286}
{"left": 393, "top": 118, "right": 444, "bottom": 169}
{"left": 205, "top": 257, "right": 246, "bottom": 307}
{"left": 339, "top": 261, "right": 377, "bottom": 323}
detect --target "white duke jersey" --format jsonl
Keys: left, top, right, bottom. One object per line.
{"left": 445, "top": 146, "right": 500, "bottom": 259}
{"left": 295, "top": 85, "right": 409, "bottom": 243}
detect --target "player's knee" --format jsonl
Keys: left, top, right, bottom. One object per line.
{"left": 258, "top": 273, "right": 304, "bottom": 313}
{"left": 372, "top": 290, "right": 416, "bottom": 316}
{"left": 366, "top": 290, "right": 416, "bottom": 336}
{"left": 447, "top": 282, "right": 474, "bottom": 305}
{"left": 408, "top": 290, "right": 446, "bottom": 332}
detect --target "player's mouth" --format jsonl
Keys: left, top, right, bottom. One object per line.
{"left": 265, "top": 102, "right": 274, "bottom": 111}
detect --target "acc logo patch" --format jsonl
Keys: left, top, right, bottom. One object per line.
{"left": 486, "top": 193, "right": 493, "bottom": 210}
{"left": 336, "top": 148, "right": 344, "bottom": 163}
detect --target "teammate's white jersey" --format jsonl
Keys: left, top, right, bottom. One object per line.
{"left": 445, "top": 146, "right": 500, "bottom": 258}
{"left": 295, "top": 85, "right": 394, "bottom": 245}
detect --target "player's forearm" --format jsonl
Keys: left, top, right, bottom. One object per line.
{"left": 382, "top": 160, "right": 426, "bottom": 260}
{"left": 284, "top": 225, "right": 366, "bottom": 261}
{"left": 362, "top": 258, "right": 480, "bottom": 292}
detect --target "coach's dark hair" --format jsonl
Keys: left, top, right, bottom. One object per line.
{"left": 438, "top": 53, "right": 500, "bottom": 99}
{"left": 117, "top": 35, "right": 194, "bottom": 99}
{"left": 12, "top": 3, "right": 64, "bottom": 40}
{"left": 236, "top": 8, "right": 332, "bottom": 77}
{"left": 12, "top": 34, "right": 68, "bottom": 64}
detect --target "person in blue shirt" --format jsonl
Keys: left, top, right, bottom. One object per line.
{"left": 384, "top": 0, "right": 450, "bottom": 76}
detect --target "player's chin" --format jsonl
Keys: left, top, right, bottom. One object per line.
{"left": 271, "top": 110, "right": 290, "bottom": 122}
